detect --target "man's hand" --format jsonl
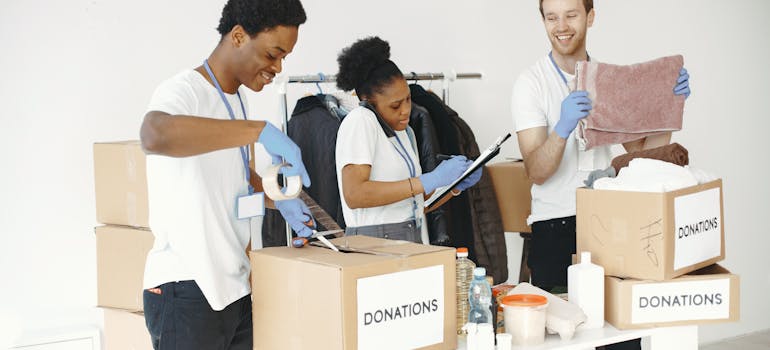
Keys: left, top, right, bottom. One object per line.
{"left": 554, "top": 91, "right": 592, "bottom": 139}
{"left": 674, "top": 67, "right": 691, "bottom": 99}
{"left": 274, "top": 198, "right": 315, "bottom": 238}
{"left": 258, "top": 122, "right": 311, "bottom": 187}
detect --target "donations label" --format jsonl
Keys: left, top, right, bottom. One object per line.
{"left": 357, "top": 265, "right": 444, "bottom": 350}
{"left": 674, "top": 187, "right": 722, "bottom": 270}
{"left": 631, "top": 277, "right": 730, "bottom": 324}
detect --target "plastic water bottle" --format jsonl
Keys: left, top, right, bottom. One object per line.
{"left": 568, "top": 251, "right": 605, "bottom": 329}
{"left": 456, "top": 247, "right": 476, "bottom": 334}
{"left": 468, "top": 267, "right": 493, "bottom": 324}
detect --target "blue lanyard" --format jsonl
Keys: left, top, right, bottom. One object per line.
{"left": 391, "top": 134, "right": 416, "bottom": 178}
{"left": 203, "top": 59, "right": 253, "bottom": 194}
{"left": 548, "top": 51, "right": 590, "bottom": 91}
{"left": 391, "top": 132, "right": 421, "bottom": 229}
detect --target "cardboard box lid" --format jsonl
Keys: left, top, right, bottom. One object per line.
{"left": 94, "top": 140, "right": 141, "bottom": 146}
{"left": 251, "top": 235, "right": 453, "bottom": 269}
{"left": 577, "top": 179, "right": 722, "bottom": 197}
{"left": 607, "top": 263, "right": 733, "bottom": 284}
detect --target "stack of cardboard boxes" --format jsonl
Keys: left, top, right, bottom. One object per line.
{"left": 576, "top": 178, "right": 739, "bottom": 329}
{"left": 93, "top": 141, "right": 460, "bottom": 349}
{"left": 487, "top": 159, "right": 739, "bottom": 330}
{"left": 94, "top": 141, "right": 153, "bottom": 350}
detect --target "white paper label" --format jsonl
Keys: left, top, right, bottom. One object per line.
{"left": 631, "top": 278, "right": 730, "bottom": 324}
{"left": 357, "top": 265, "right": 444, "bottom": 350}
{"left": 673, "top": 187, "right": 721, "bottom": 270}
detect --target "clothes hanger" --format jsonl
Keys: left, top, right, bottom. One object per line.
{"left": 315, "top": 72, "right": 325, "bottom": 95}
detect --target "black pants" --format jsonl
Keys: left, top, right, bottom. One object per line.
{"left": 530, "top": 216, "right": 639, "bottom": 350}
{"left": 143, "top": 281, "right": 252, "bottom": 350}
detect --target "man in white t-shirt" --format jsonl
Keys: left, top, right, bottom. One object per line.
{"left": 138, "top": 1, "right": 313, "bottom": 349}
{"left": 512, "top": 0, "right": 691, "bottom": 293}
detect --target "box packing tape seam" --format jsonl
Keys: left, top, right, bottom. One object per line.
{"left": 261, "top": 162, "right": 302, "bottom": 200}
{"left": 125, "top": 146, "right": 137, "bottom": 181}
{"left": 126, "top": 192, "right": 138, "bottom": 226}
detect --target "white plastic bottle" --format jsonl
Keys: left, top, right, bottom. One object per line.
{"left": 567, "top": 251, "right": 605, "bottom": 329}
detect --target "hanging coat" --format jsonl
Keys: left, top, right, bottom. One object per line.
{"left": 410, "top": 84, "right": 508, "bottom": 283}
{"left": 262, "top": 95, "right": 346, "bottom": 246}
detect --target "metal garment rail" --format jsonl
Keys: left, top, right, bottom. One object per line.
{"left": 272, "top": 70, "right": 482, "bottom": 246}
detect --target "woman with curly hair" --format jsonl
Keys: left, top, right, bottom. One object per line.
{"left": 335, "top": 36, "right": 481, "bottom": 244}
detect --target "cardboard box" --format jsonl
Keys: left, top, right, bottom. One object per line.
{"left": 94, "top": 141, "right": 149, "bottom": 228}
{"left": 486, "top": 160, "right": 532, "bottom": 233}
{"left": 249, "top": 236, "right": 457, "bottom": 350}
{"left": 96, "top": 225, "right": 154, "bottom": 312}
{"left": 576, "top": 179, "right": 724, "bottom": 280}
{"left": 103, "top": 308, "right": 153, "bottom": 350}
{"left": 605, "top": 264, "right": 739, "bottom": 329}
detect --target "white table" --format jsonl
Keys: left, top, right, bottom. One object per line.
{"left": 457, "top": 323, "right": 698, "bottom": 350}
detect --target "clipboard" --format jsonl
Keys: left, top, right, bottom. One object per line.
{"left": 424, "top": 133, "right": 512, "bottom": 209}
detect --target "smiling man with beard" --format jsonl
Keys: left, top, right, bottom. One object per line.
{"left": 510, "top": 1, "right": 691, "bottom": 349}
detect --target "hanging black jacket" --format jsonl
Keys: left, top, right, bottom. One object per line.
{"left": 410, "top": 84, "right": 475, "bottom": 256}
{"left": 261, "top": 95, "right": 345, "bottom": 247}
{"left": 410, "top": 84, "right": 508, "bottom": 283}
{"left": 409, "top": 103, "right": 450, "bottom": 245}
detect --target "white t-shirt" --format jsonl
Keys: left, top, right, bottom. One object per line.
{"left": 511, "top": 54, "right": 611, "bottom": 225}
{"left": 336, "top": 106, "right": 429, "bottom": 244}
{"left": 143, "top": 69, "right": 252, "bottom": 311}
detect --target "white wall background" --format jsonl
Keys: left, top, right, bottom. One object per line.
{"left": 1, "top": 0, "right": 768, "bottom": 346}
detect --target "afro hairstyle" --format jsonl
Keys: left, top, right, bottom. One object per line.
{"left": 336, "top": 36, "right": 402, "bottom": 98}
{"left": 217, "top": 0, "right": 307, "bottom": 37}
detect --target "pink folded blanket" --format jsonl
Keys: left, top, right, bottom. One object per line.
{"left": 575, "top": 55, "right": 685, "bottom": 150}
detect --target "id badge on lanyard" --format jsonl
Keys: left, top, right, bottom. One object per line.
{"left": 203, "top": 59, "right": 264, "bottom": 220}
{"left": 390, "top": 135, "right": 422, "bottom": 230}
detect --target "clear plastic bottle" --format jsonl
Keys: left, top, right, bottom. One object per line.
{"left": 456, "top": 247, "right": 476, "bottom": 334}
{"left": 468, "top": 267, "right": 493, "bottom": 324}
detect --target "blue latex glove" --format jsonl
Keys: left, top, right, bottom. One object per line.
{"left": 455, "top": 167, "right": 482, "bottom": 192}
{"left": 419, "top": 156, "right": 470, "bottom": 194}
{"left": 274, "top": 198, "right": 315, "bottom": 238}
{"left": 258, "top": 122, "right": 311, "bottom": 187}
{"left": 674, "top": 67, "right": 691, "bottom": 99}
{"left": 554, "top": 91, "right": 592, "bottom": 139}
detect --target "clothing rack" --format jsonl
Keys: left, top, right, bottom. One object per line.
{"left": 273, "top": 70, "right": 482, "bottom": 246}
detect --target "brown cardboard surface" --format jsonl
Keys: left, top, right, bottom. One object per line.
{"left": 94, "top": 141, "right": 149, "bottom": 228}
{"left": 250, "top": 236, "right": 457, "bottom": 350}
{"left": 605, "top": 264, "right": 739, "bottom": 329}
{"left": 486, "top": 161, "right": 532, "bottom": 233}
{"left": 103, "top": 308, "right": 152, "bottom": 350}
{"left": 576, "top": 179, "right": 724, "bottom": 280}
{"left": 96, "top": 225, "right": 153, "bottom": 312}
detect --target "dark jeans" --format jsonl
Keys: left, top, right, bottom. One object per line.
{"left": 529, "top": 216, "right": 640, "bottom": 350}
{"left": 143, "top": 280, "right": 252, "bottom": 350}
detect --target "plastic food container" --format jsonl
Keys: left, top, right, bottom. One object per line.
{"left": 501, "top": 294, "right": 548, "bottom": 346}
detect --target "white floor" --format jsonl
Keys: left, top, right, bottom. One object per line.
{"left": 700, "top": 330, "right": 770, "bottom": 350}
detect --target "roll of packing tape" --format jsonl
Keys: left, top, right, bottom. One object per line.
{"left": 261, "top": 162, "right": 302, "bottom": 200}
